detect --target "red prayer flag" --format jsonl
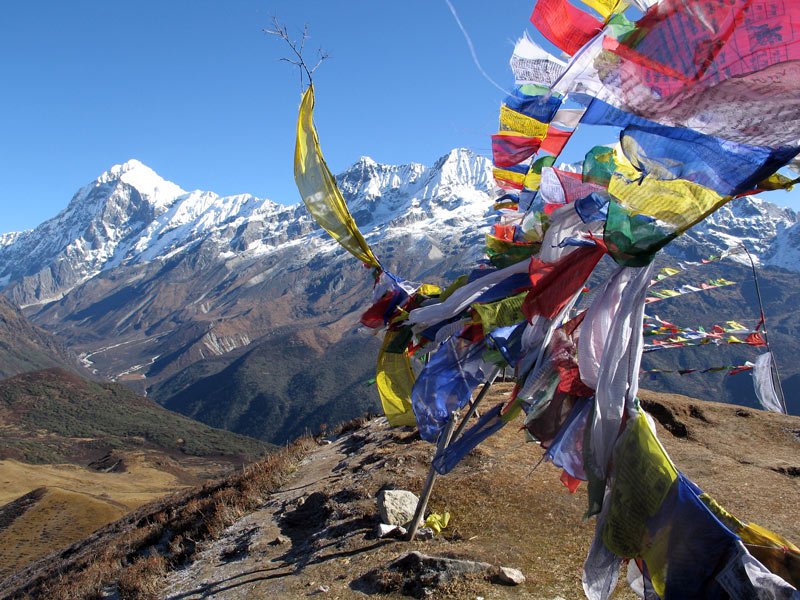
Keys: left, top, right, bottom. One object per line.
{"left": 360, "top": 290, "right": 405, "bottom": 329}
{"left": 491, "top": 133, "right": 542, "bottom": 167}
{"left": 523, "top": 242, "right": 607, "bottom": 321}
{"left": 540, "top": 126, "right": 572, "bottom": 156}
{"left": 530, "top": 0, "right": 603, "bottom": 57}
{"left": 745, "top": 332, "right": 767, "bottom": 347}
{"left": 729, "top": 365, "right": 754, "bottom": 375}
{"left": 560, "top": 469, "right": 582, "bottom": 493}
{"left": 492, "top": 223, "right": 517, "bottom": 242}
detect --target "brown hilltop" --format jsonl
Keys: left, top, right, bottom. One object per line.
{"left": 1, "top": 385, "right": 797, "bottom": 599}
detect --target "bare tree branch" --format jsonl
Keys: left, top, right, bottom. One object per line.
{"left": 264, "top": 17, "right": 328, "bottom": 90}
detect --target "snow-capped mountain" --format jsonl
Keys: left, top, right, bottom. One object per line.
{"left": 0, "top": 160, "right": 186, "bottom": 305}
{"left": 671, "top": 196, "right": 798, "bottom": 264}
{"left": 0, "top": 150, "right": 497, "bottom": 309}
{"left": 0, "top": 149, "right": 495, "bottom": 392}
{"left": 2, "top": 150, "right": 800, "bottom": 439}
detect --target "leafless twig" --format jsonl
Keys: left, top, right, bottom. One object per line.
{"left": 264, "top": 17, "right": 328, "bottom": 90}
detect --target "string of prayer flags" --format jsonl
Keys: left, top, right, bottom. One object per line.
{"left": 643, "top": 335, "right": 766, "bottom": 353}
{"left": 647, "top": 250, "right": 743, "bottom": 285}
{"left": 641, "top": 364, "right": 753, "bottom": 377}
{"left": 645, "top": 278, "right": 736, "bottom": 304}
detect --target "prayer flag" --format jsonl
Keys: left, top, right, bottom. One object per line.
{"left": 530, "top": 0, "right": 604, "bottom": 57}
{"left": 294, "top": 86, "right": 380, "bottom": 268}
{"left": 376, "top": 330, "right": 418, "bottom": 427}
{"left": 510, "top": 31, "right": 568, "bottom": 87}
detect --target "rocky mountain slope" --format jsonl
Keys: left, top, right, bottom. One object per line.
{"left": 1, "top": 386, "right": 797, "bottom": 599}
{"left": 1, "top": 155, "right": 799, "bottom": 444}
{"left": 0, "top": 294, "right": 83, "bottom": 379}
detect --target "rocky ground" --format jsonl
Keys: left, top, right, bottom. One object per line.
{"left": 157, "top": 385, "right": 800, "bottom": 599}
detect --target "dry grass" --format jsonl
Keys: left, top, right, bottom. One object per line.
{"left": 0, "top": 453, "right": 185, "bottom": 507}
{"left": 0, "top": 435, "right": 316, "bottom": 600}
{"left": 0, "top": 488, "right": 126, "bottom": 579}
{"left": 4, "top": 393, "right": 798, "bottom": 599}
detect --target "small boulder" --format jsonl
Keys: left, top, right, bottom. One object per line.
{"left": 377, "top": 489, "right": 419, "bottom": 526}
{"left": 377, "top": 523, "right": 408, "bottom": 539}
{"left": 497, "top": 566, "right": 525, "bottom": 585}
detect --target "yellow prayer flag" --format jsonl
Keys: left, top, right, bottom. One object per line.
{"left": 294, "top": 85, "right": 380, "bottom": 268}
{"left": 493, "top": 167, "right": 526, "bottom": 188}
{"left": 581, "top": 0, "right": 627, "bottom": 19}
{"left": 424, "top": 512, "right": 451, "bottom": 534}
{"left": 602, "top": 413, "right": 679, "bottom": 598}
{"left": 610, "top": 151, "right": 730, "bottom": 234}
{"left": 471, "top": 292, "right": 527, "bottom": 334}
{"left": 499, "top": 105, "right": 549, "bottom": 138}
{"left": 658, "top": 267, "right": 681, "bottom": 278}
{"left": 602, "top": 413, "right": 678, "bottom": 558}
{"left": 375, "top": 330, "right": 417, "bottom": 427}
{"left": 524, "top": 169, "right": 542, "bottom": 191}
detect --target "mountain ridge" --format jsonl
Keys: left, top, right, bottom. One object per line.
{"left": 1, "top": 154, "right": 799, "bottom": 445}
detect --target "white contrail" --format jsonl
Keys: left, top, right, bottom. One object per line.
{"left": 443, "top": 0, "right": 511, "bottom": 96}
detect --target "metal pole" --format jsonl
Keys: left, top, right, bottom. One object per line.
{"left": 741, "top": 243, "right": 788, "bottom": 413}
{"left": 451, "top": 369, "right": 500, "bottom": 442}
{"left": 406, "top": 411, "right": 459, "bottom": 541}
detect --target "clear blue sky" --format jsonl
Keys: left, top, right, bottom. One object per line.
{"left": 2, "top": 1, "right": 799, "bottom": 233}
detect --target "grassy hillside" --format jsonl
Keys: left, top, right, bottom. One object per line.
{"left": 0, "top": 367, "right": 276, "bottom": 577}
{"left": 0, "top": 368, "right": 271, "bottom": 464}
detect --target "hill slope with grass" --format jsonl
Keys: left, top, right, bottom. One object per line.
{"left": 2, "top": 385, "right": 797, "bottom": 599}
{"left": 0, "top": 367, "right": 274, "bottom": 577}
{"left": 0, "top": 368, "right": 271, "bottom": 464}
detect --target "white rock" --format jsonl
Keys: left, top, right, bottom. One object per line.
{"left": 377, "top": 489, "right": 419, "bottom": 526}
{"left": 377, "top": 523, "right": 407, "bottom": 538}
{"left": 497, "top": 566, "right": 526, "bottom": 585}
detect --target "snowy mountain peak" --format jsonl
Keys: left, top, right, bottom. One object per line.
{"left": 354, "top": 156, "right": 377, "bottom": 167}
{"left": 95, "top": 159, "right": 186, "bottom": 211}
{"left": 424, "top": 148, "right": 492, "bottom": 190}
